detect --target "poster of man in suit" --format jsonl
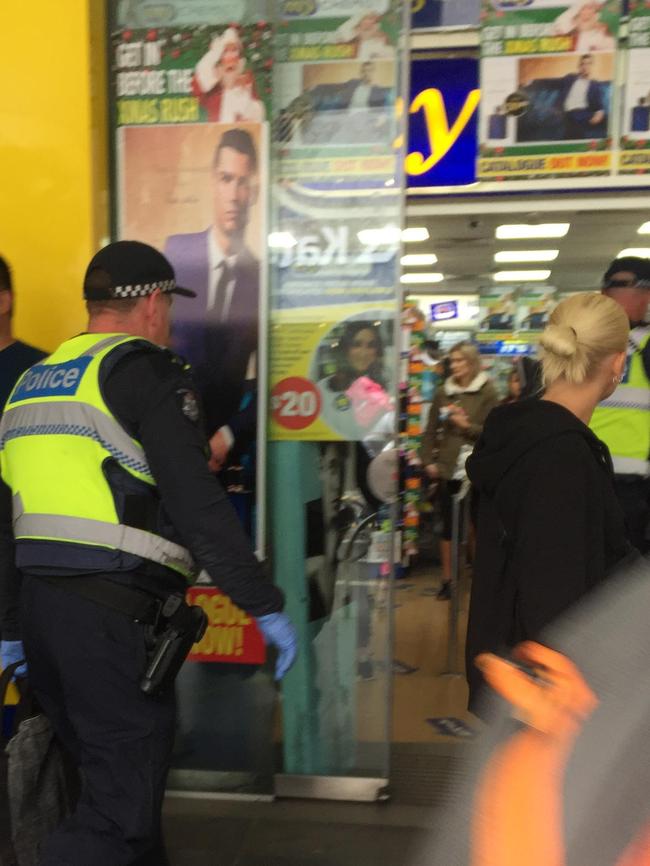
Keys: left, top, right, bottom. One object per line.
{"left": 118, "top": 121, "right": 265, "bottom": 532}
{"left": 478, "top": 0, "right": 621, "bottom": 180}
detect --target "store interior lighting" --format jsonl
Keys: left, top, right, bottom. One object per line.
{"left": 637, "top": 222, "right": 650, "bottom": 235}
{"left": 494, "top": 249, "right": 559, "bottom": 263}
{"left": 401, "top": 227, "right": 430, "bottom": 243}
{"left": 401, "top": 272, "right": 444, "bottom": 284}
{"left": 358, "top": 226, "right": 401, "bottom": 245}
{"left": 493, "top": 269, "right": 552, "bottom": 282}
{"left": 268, "top": 231, "right": 297, "bottom": 249}
{"left": 618, "top": 248, "right": 650, "bottom": 258}
{"left": 401, "top": 253, "right": 438, "bottom": 266}
{"left": 496, "top": 223, "right": 570, "bottom": 240}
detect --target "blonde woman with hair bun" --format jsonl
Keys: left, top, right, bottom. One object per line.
{"left": 465, "top": 292, "right": 632, "bottom": 715}
{"left": 540, "top": 292, "right": 630, "bottom": 410}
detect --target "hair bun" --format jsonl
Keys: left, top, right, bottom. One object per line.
{"left": 540, "top": 323, "right": 578, "bottom": 358}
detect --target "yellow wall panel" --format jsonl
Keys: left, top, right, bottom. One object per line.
{"left": 0, "top": 1, "right": 108, "bottom": 352}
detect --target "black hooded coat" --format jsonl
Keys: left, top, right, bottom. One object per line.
{"left": 465, "top": 398, "right": 630, "bottom": 711}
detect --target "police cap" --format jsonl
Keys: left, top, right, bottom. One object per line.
{"left": 602, "top": 256, "right": 650, "bottom": 291}
{"left": 84, "top": 240, "right": 196, "bottom": 301}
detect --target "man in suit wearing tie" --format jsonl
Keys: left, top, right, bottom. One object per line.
{"left": 164, "top": 127, "right": 259, "bottom": 471}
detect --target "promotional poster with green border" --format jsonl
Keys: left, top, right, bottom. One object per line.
{"left": 479, "top": 0, "right": 621, "bottom": 180}
{"left": 620, "top": 1, "right": 650, "bottom": 173}
{"left": 269, "top": 0, "right": 403, "bottom": 442}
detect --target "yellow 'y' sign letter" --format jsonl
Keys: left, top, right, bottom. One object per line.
{"left": 406, "top": 87, "right": 481, "bottom": 176}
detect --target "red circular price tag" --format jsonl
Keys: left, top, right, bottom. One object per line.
{"left": 271, "top": 377, "right": 321, "bottom": 431}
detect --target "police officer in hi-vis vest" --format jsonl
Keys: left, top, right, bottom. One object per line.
{"left": 591, "top": 256, "right": 650, "bottom": 554}
{"left": 0, "top": 241, "right": 297, "bottom": 866}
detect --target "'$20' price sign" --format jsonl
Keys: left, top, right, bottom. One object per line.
{"left": 271, "top": 377, "right": 321, "bottom": 430}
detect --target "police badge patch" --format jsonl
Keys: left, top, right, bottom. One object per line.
{"left": 178, "top": 389, "right": 200, "bottom": 423}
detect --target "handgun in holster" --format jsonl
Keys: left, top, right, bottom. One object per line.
{"left": 140, "top": 595, "right": 207, "bottom": 696}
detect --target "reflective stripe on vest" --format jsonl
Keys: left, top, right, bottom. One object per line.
{"left": 597, "top": 387, "right": 650, "bottom": 412}
{"left": 14, "top": 513, "right": 194, "bottom": 576}
{"left": 0, "top": 402, "right": 152, "bottom": 480}
{"left": 590, "top": 328, "right": 650, "bottom": 477}
{"left": 611, "top": 455, "right": 649, "bottom": 475}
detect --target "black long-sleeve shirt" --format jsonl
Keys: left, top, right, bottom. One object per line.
{"left": 0, "top": 343, "right": 283, "bottom": 639}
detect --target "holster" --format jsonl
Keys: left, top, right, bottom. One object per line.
{"left": 39, "top": 575, "right": 207, "bottom": 697}
{"left": 139, "top": 595, "right": 207, "bottom": 697}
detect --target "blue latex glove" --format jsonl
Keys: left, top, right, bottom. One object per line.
{"left": 256, "top": 612, "right": 298, "bottom": 680}
{"left": 0, "top": 640, "right": 27, "bottom": 678}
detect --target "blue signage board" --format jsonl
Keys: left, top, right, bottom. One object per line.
{"left": 478, "top": 341, "right": 534, "bottom": 356}
{"left": 407, "top": 57, "right": 480, "bottom": 188}
{"left": 412, "top": 0, "right": 480, "bottom": 29}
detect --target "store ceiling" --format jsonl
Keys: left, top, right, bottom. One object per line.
{"left": 402, "top": 199, "right": 650, "bottom": 296}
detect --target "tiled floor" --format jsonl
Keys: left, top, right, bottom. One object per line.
{"left": 392, "top": 569, "right": 476, "bottom": 743}
{"left": 164, "top": 795, "right": 440, "bottom": 866}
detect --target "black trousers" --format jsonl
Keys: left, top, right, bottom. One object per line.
{"left": 20, "top": 575, "right": 175, "bottom": 866}
{"left": 613, "top": 475, "right": 649, "bottom": 555}
{"left": 564, "top": 109, "right": 594, "bottom": 140}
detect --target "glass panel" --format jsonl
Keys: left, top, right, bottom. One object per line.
{"left": 268, "top": 0, "right": 409, "bottom": 781}
{"left": 109, "top": 0, "right": 409, "bottom": 794}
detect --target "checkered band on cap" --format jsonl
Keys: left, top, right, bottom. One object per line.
{"left": 112, "top": 279, "right": 176, "bottom": 298}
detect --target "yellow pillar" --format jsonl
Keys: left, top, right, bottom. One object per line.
{"left": 0, "top": 0, "right": 108, "bottom": 352}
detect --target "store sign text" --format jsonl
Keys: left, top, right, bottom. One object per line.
{"left": 407, "top": 87, "right": 481, "bottom": 177}
{"left": 408, "top": 57, "right": 480, "bottom": 188}
{"left": 273, "top": 227, "right": 395, "bottom": 268}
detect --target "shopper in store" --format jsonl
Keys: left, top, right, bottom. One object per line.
{"left": 465, "top": 293, "right": 632, "bottom": 713}
{"left": 591, "top": 255, "right": 650, "bottom": 554}
{"left": 420, "top": 341, "right": 499, "bottom": 601}
{"left": 0, "top": 255, "right": 46, "bottom": 410}
{"left": 501, "top": 367, "right": 522, "bottom": 405}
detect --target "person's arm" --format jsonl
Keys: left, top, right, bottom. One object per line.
{"left": 193, "top": 35, "right": 223, "bottom": 94}
{"left": 106, "top": 351, "right": 283, "bottom": 617}
{"left": 551, "top": 6, "right": 576, "bottom": 35}
{"left": 466, "top": 384, "right": 500, "bottom": 441}
{"left": 589, "top": 81, "right": 606, "bottom": 122}
{"left": 420, "top": 389, "right": 442, "bottom": 465}
{"left": 0, "top": 477, "right": 20, "bottom": 639}
{"left": 509, "top": 437, "right": 602, "bottom": 640}
{"left": 208, "top": 387, "right": 257, "bottom": 471}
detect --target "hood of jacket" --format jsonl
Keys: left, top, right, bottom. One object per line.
{"left": 467, "top": 398, "right": 610, "bottom": 499}
{"left": 444, "top": 370, "right": 489, "bottom": 397}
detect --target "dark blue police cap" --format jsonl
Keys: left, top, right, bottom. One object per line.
{"left": 84, "top": 240, "right": 196, "bottom": 300}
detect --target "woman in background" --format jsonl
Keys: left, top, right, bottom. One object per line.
{"left": 466, "top": 293, "right": 631, "bottom": 713}
{"left": 420, "top": 342, "right": 499, "bottom": 600}
{"left": 501, "top": 367, "right": 521, "bottom": 405}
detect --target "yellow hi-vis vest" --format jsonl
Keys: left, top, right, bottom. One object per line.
{"left": 0, "top": 333, "right": 196, "bottom": 580}
{"left": 590, "top": 325, "right": 650, "bottom": 477}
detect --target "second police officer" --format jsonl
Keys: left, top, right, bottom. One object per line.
{"left": 0, "top": 241, "right": 298, "bottom": 866}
